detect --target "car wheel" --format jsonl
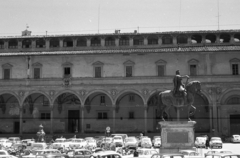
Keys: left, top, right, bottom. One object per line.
{"left": 151, "top": 154, "right": 161, "bottom": 158}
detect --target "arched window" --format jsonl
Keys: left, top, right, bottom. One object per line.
{"left": 205, "top": 34, "right": 216, "bottom": 43}
{"left": 91, "top": 37, "right": 101, "bottom": 46}
{"left": 36, "top": 39, "right": 45, "bottom": 48}
{"left": 226, "top": 96, "right": 240, "bottom": 105}
{"left": 119, "top": 36, "right": 129, "bottom": 46}
{"left": 133, "top": 36, "right": 144, "bottom": 45}
{"left": 177, "top": 35, "right": 188, "bottom": 44}
{"left": 8, "top": 39, "right": 18, "bottom": 49}
{"left": 50, "top": 38, "right": 59, "bottom": 48}
{"left": 191, "top": 34, "right": 202, "bottom": 44}
{"left": 148, "top": 36, "right": 158, "bottom": 45}
{"left": 162, "top": 35, "right": 173, "bottom": 44}
{"left": 234, "top": 34, "right": 240, "bottom": 42}
{"left": 220, "top": 34, "right": 230, "bottom": 43}
{"left": 22, "top": 39, "right": 32, "bottom": 48}
{"left": 105, "top": 37, "right": 115, "bottom": 46}
{"left": 77, "top": 38, "right": 87, "bottom": 47}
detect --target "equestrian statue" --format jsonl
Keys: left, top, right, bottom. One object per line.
{"left": 159, "top": 70, "right": 202, "bottom": 121}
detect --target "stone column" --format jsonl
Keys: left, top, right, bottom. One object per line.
{"left": 101, "top": 37, "right": 105, "bottom": 47}
{"left": 45, "top": 39, "right": 50, "bottom": 50}
{"left": 4, "top": 40, "right": 8, "bottom": 50}
{"left": 143, "top": 36, "right": 148, "bottom": 45}
{"left": 158, "top": 36, "right": 162, "bottom": 46}
{"left": 19, "top": 106, "right": 23, "bottom": 135}
{"left": 59, "top": 38, "right": 64, "bottom": 48}
{"left": 217, "top": 104, "right": 221, "bottom": 136}
{"left": 216, "top": 34, "right": 220, "bottom": 44}
{"left": 115, "top": 37, "right": 119, "bottom": 47}
{"left": 187, "top": 35, "right": 192, "bottom": 44}
{"left": 209, "top": 106, "right": 213, "bottom": 135}
{"left": 18, "top": 40, "right": 22, "bottom": 49}
{"left": 172, "top": 35, "right": 177, "bottom": 46}
{"left": 144, "top": 106, "right": 148, "bottom": 134}
{"left": 201, "top": 35, "right": 206, "bottom": 45}
{"left": 50, "top": 104, "right": 54, "bottom": 134}
{"left": 129, "top": 37, "right": 133, "bottom": 46}
{"left": 112, "top": 106, "right": 116, "bottom": 133}
{"left": 31, "top": 39, "right": 36, "bottom": 49}
{"left": 230, "top": 34, "right": 235, "bottom": 44}
{"left": 86, "top": 38, "right": 91, "bottom": 47}
{"left": 73, "top": 38, "right": 77, "bottom": 48}
{"left": 81, "top": 106, "right": 85, "bottom": 133}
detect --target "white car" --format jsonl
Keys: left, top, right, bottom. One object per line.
{"left": 86, "top": 139, "right": 97, "bottom": 148}
{"left": 140, "top": 138, "right": 152, "bottom": 148}
{"left": 0, "top": 150, "right": 18, "bottom": 158}
{"left": 52, "top": 138, "right": 68, "bottom": 149}
{"left": 0, "top": 139, "right": 12, "bottom": 148}
{"left": 195, "top": 137, "right": 207, "bottom": 148}
{"left": 113, "top": 136, "right": 124, "bottom": 147}
{"left": 124, "top": 137, "right": 138, "bottom": 149}
{"left": 179, "top": 150, "right": 201, "bottom": 158}
{"left": 31, "top": 142, "right": 48, "bottom": 150}
{"left": 90, "top": 151, "right": 122, "bottom": 158}
{"left": 153, "top": 137, "right": 161, "bottom": 148}
{"left": 69, "top": 138, "right": 87, "bottom": 149}
{"left": 231, "top": 135, "right": 240, "bottom": 143}
{"left": 209, "top": 137, "right": 223, "bottom": 149}
{"left": 8, "top": 137, "right": 21, "bottom": 144}
{"left": 137, "top": 148, "right": 158, "bottom": 158}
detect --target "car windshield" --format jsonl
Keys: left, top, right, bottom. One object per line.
{"left": 211, "top": 138, "right": 221, "bottom": 141}
{"left": 233, "top": 135, "right": 240, "bottom": 138}
{"left": 55, "top": 140, "right": 65, "bottom": 143}
{"left": 114, "top": 137, "right": 122, "bottom": 140}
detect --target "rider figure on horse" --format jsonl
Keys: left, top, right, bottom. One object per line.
{"left": 173, "top": 70, "right": 189, "bottom": 104}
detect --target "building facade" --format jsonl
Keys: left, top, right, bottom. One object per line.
{"left": 0, "top": 29, "right": 240, "bottom": 137}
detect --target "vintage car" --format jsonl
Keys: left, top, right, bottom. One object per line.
{"left": 0, "top": 149, "right": 18, "bottom": 158}
{"left": 94, "top": 136, "right": 105, "bottom": 147}
{"left": 209, "top": 137, "right": 223, "bottom": 149}
{"left": 52, "top": 138, "right": 68, "bottom": 149}
{"left": 35, "top": 153, "right": 69, "bottom": 158}
{"left": 68, "top": 138, "right": 87, "bottom": 149}
{"left": 111, "top": 134, "right": 128, "bottom": 141}
{"left": 124, "top": 137, "right": 138, "bottom": 149}
{"left": 67, "top": 149, "right": 92, "bottom": 158}
{"left": 205, "top": 153, "right": 240, "bottom": 158}
{"left": 0, "top": 139, "right": 12, "bottom": 148}
{"left": 140, "top": 137, "right": 152, "bottom": 148}
{"left": 8, "top": 137, "right": 21, "bottom": 144}
{"left": 231, "top": 135, "right": 240, "bottom": 143}
{"left": 152, "top": 137, "right": 161, "bottom": 148}
{"left": 152, "top": 136, "right": 161, "bottom": 144}
{"left": 195, "top": 137, "right": 207, "bottom": 148}
{"left": 86, "top": 139, "right": 97, "bottom": 149}
{"left": 204, "top": 150, "right": 220, "bottom": 157}
{"left": 151, "top": 153, "right": 184, "bottom": 158}
{"left": 22, "top": 139, "right": 35, "bottom": 146}
{"left": 137, "top": 148, "right": 158, "bottom": 158}
{"left": 89, "top": 151, "right": 122, "bottom": 158}
{"left": 31, "top": 142, "right": 48, "bottom": 150}
{"left": 179, "top": 150, "right": 201, "bottom": 158}
{"left": 32, "top": 149, "right": 61, "bottom": 155}
{"left": 113, "top": 136, "right": 124, "bottom": 147}
{"left": 100, "top": 137, "right": 113, "bottom": 148}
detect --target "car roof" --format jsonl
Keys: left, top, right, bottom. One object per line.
{"left": 206, "top": 153, "right": 240, "bottom": 156}
{"left": 91, "top": 151, "right": 120, "bottom": 156}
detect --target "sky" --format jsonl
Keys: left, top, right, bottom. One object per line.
{"left": 0, "top": 0, "right": 240, "bottom": 36}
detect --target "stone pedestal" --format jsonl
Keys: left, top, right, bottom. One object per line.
{"left": 159, "top": 121, "right": 196, "bottom": 154}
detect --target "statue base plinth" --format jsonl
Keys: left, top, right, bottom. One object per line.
{"left": 159, "top": 121, "right": 196, "bottom": 154}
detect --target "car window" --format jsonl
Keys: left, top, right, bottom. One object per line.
{"left": 230, "top": 156, "right": 239, "bottom": 158}
{"left": 85, "top": 151, "right": 91, "bottom": 155}
{"left": 76, "top": 151, "right": 84, "bottom": 155}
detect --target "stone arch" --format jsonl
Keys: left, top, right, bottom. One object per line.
{"left": 83, "top": 89, "right": 114, "bottom": 106}
{"left": 53, "top": 90, "right": 83, "bottom": 106}
{"left": 219, "top": 89, "right": 240, "bottom": 105}
{"left": 114, "top": 89, "right": 145, "bottom": 105}
{"left": 0, "top": 91, "right": 20, "bottom": 106}
{"left": 22, "top": 91, "right": 51, "bottom": 106}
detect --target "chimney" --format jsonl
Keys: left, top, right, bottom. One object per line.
{"left": 115, "top": 30, "right": 120, "bottom": 34}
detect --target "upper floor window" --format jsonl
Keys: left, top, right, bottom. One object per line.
{"left": 123, "top": 60, "right": 135, "bottom": 77}
{"left": 133, "top": 36, "right": 144, "bottom": 45}
{"left": 2, "top": 63, "right": 13, "bottom": 80}
{"left": 36, "top": 39, "right": 45, "bottom": 48}
{"left": 62, "top": 62, "right": 73, "bottom": 78}
{"left": 77, "top": 38, "right": 87, "bottom": 47}
{"left": 177, "top": 35, "right": 188, "bottom": 44}
{"left": 32, "top": 62, "right": 42, "bottom": 79}
{"left": 230, "top": 58, "right": 240, "bottom": 75}
{"left": 119, "top": 37, "right": 129, "bottom": 46}
{"left": 92, "top": 61, "right": 104, "bottom": 78}
{"left": 41, "top": 112, "right": 50, "bottom": 120}
{"left": 188, "top": 59, "right": 199, "bottom": 76}
{"left": 129, "top": 95, "right": 135, "bottom": 102}
{"left": 148, "top": 36, "right": 158, "bottom": 45}
{"left": 191, "top": 34, "right": 202, "bottom": 44}
{"left": 50, "top": 38, "right": 59, "bottom": 48}
{"left": 98, "top": 112, "right": 108, "bottom": 119}
{"left": 0, "top": 40, "right": 4, "bottom": 49}
{"left": 105, "top": 37, "right": 115, "bottom": 46}
{"left": 205, "top": 34, "right": 216, "bottom": 43}
{"left": 129, "top": 111, "right": 135, "bottom": 119}
{"left": 91, "top": 37, "right": 101, "bottom": 46}
{"left": 155, "top": 59, "right": 167, "bottom": 77}
{"left": 63, "top": 38, "right": 73, "bottom": 47}
{"left": 100, "top": 96, "right": 106, "bottom": 105}
{"left": 162, "top": 35, "right": 173, "bottom": 44}
{"left": 22, "top": 39, "right": 32, "bottom": 48}
{"left": 8, "top": 39, "right": 18, "bottom": 49}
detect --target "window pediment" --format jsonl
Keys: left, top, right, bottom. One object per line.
{"left": 230, "top": 58, "right": 240, "bottom": 63}
{"left": 155, "top": 59, "right": 167, "bottom": 65}
{"left": 32, "top": 62, "right": 42, "bottom": 67}
{"left": 2, "top": 63, "right": 13, "bottom": 68}
{"left": 62, "top": 62, "right": 73, "bottom": 67}
{"left": 123, "top": 60, "right": 135, "bottom": 65}
{"left": 188, "top": 59, "right": 199, "bottom": 64}
{"left": 92, "top": 61, "right": 104, "bottom": 66}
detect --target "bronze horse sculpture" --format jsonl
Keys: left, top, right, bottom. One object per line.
{"left": 159, "top": 80, "right": 202, "bottom": 121}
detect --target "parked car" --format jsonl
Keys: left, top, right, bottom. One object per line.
{"left": 209, "top": 137, "right": 223, "bottom": 149}
{"left": 8, "top": 137, "right": 21, "bottom": 144}
{"left": 205, "top": 153, "right": 240, "bottom": 158}
{"left": 69, "top": 139, "right": 87, "bottom": 149}
{"left": 204, "top": 150, "right": 220, "bottom": 157}
{"left": 195, "top": 137, "right": 207, "bottom": 148}
{"left": 32, "top": 149, "right": 61, "bottom": 155}
{"left": 231, "top": 135, "right": 240, "bottom": 143}
{"left": 21, "top": 139, "right": 35, "bottom": 146}
{"left": 89, "top": 151, "right": 122, "bottom": 158}
{"left": 52, "top": 138, "right": 68, "bottom": 149}
{"left": 140, "top": 137, "right": 152, "bottom": 148}
{"left": 31, "top": 142, "right": 48, "bottom": 150}
{"left": 0, "top": 149, "right": 18, "bottom": 158}
{"left": 0, "top": 139, "right": 12, "bottom": 148}
{"left": 179, "top": 150, "right": 201, "bottom": 158}
{"left": 111, "top": 134, "right": 128, "bottom": 141}
{"left": 86, "top": 139, "right": 97, "bottom": 149}
{"left": 94, "top": 136, "right": 105, "bottom": 147}
{"left": 67, "top": 149, "right": 92, "bottom": 158}
{"left": 151, "top": 153, "right": 184, "bottom": 158}
{"left": 124, "top": 137, "right": 138, "bottom": 149}
{"left": 113, "top": 136, "right": 124, "bottom": 147}
{"left": 152, "top": 137, "right": 161, "bottom": 148}
{"left": 35, "top": 153, "right": 69, "bottom": 158}
{"left": 137, "top": 148, "right": 158, "bottom": 158}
